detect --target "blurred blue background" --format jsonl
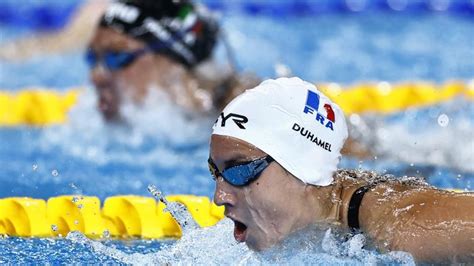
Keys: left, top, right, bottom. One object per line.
{"left": 0, "top": 0, "right": 473, "bottom": 263}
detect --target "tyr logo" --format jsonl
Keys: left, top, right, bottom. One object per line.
{"left": 216, "top": 112, "right": 248, "bottom": 129}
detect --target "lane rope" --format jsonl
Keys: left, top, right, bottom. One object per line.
{"left": 0, "top": 189, "right": 469, "bottom": 238}
{"left": 1, "top": 80, "right": 473, "bottom": 126}
{"left": 0, "top": 195, "right": 224, "bottom": 238}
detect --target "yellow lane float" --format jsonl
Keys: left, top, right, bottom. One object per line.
{"left": 0, "top": 198, "right": 50, "bottom": 237}
{"left": 0, "top": 88, "right": 80, "bottom": 126}
{"left": 1, "top": 80, "right": 473, "bottom": 126}
{"left": 318, "top": 80, "right": 474, "bottom": 115}
{"left": 0, "top": 195, "right": 224, "bottom": 238}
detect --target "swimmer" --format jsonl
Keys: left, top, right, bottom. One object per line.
{"left": 88, "top": 0, "right": 257, "bottom": 121}
{"left": 0, "top": 0, "right": 256, "bottom": 121}
{"left": 208, "top": 77, "right": 474, "bottom": 263}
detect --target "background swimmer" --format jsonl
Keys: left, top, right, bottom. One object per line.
{"left": 209, "top": 77, "right": 474, "bottom": 263}
{"left": 0, "top": 0, "right": 258, "bottom": 122}
{"left": 88, "top": 0, "right": 258, "bottom": 121}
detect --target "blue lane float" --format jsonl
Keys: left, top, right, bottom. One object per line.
{"left": 0, "top": 0, "right": 79, "bottom": 30}
{"left": 203, "top": 0, "right": 474, "bottom": 16}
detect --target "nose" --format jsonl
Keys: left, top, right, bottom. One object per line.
{"left": 213, "top": 176, "right": 237, "bottom": 207}
{"left": 90, "top": 65, "right": 120, "bottom": 120}
{"left": 90, "top": 64, "right": 112, "bottom": 89}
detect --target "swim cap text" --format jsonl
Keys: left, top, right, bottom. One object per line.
{"left": 292, "top": 123, "right": 332, "bottom": 152}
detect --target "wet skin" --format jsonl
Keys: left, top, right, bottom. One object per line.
{"left": 209, "top": 135, "right": 474, "bottom": 262}
{"left": 358, "top": 183, "right": 474, "bottom": 262}
{"left": 210, "top": 134, "right": 335, "bottom": 251}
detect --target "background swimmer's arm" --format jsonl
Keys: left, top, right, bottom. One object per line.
{"left": 340, "top": 138, "right": 372, "bottom": 158}
{"left": 0, "top": 0, "right": 107, "bottom": 61}
{"left": 360, "top": 185, "right": 474, "bottom": 263}
{"left": 202, "top": 71, "right": 261, "bottom": 111}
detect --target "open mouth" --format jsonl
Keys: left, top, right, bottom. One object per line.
{"left": 233, "top": 219, "right": 248, "bottom": 242}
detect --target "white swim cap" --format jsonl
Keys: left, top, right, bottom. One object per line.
{"left": 212, "top": 77, "right": 348, "bottom": 186}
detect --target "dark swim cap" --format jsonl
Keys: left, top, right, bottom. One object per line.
{"left": 99, "top": 0, "right": 218, "bottom": 67}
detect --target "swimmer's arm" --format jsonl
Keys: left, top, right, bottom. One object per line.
{"left": 360, "top": 185, "right": 474, "bottom": 263}
{"left": 0, "top": 0, "right": 107, "bottom": 61}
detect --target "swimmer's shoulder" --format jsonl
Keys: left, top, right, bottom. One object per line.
{"left": 355, "top": 172, "right": 474, "bottom": 262}
{"left": 360, "top": 172, "right": 474, "bottom": 222}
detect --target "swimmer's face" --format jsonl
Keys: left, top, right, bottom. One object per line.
{"left": 88, "top": 27, "right": 162, "bottom": 120}
{"left": 210, "top": 135, "right": 317, "bottom": 251}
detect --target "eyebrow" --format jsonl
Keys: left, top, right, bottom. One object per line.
{"left": 227, "top": 153, "right": 268, "bottom": 168}
{"left": 210, "top": 154, "right": 250, "bottom": 170}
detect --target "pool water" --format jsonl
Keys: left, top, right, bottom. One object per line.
{"left": 0, "top": 3, "right": 473, "bottom": 264}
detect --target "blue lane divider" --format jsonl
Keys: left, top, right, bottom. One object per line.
{"left": 0, "top": 0, "right": 473, "bottom": 30}
{"left": 203, "top": 0, "right": 474, "bottom": 16}
{"left": 0, "top": 0, "right": 79, "bottom": 30}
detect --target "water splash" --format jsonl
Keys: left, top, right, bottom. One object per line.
{"left": 30, "top": 88, "right": 214, "bottom": 197}
{"left": 57, "top": 184, "right": 417, "bottom": 264}
{"left": 66, "top": 231, "right": 150, "bottom": 264}
{"left": 147, "top": 184, "right": 199, "bottom": 233}
{"left": 3, "top": 217, "right": 417, "bottom": 265}
{"left": 350, "top": 99, "right": 474, "bottom": 173}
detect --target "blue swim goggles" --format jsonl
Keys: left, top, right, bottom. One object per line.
{"left": 208, "top": 156, "right": 274, "bottom": 187}
{"left": 85, "top": 43, "right": 165, "bottom": 71}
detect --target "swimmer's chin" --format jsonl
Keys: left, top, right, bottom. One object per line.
{"left": 98, "top": 104, "right": 121, "bottom": 122}
{"left": 101, "top": 111, "right": 122, "bottom": 123}
{"left": 244, "top": 235, "right": 277, "bottom": 252}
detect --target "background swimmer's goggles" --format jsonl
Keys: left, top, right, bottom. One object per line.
{"left": 85, "top": 43, "right": 166, "bottom": 71}
{"left": 208, "top": 156, "right": 274, "bottom": 186}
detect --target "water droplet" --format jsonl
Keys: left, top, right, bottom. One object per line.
{"left": 349, "top": 114, "right": 361, "bottom": 126}
{"left": 373, "top": 156, "right": 377, "bottom": 160}
{"left": 437, "top": 114, "right": 449, "bottom": 127}
{"left": 328, "top": 83, "right": 342, "bottom": 95}
{"left": 77, "top": 204, "right": 83, "bottom": 209}
{"left": 103, "top": 230, "right": 110, "bottom": 238}
{"left": 74, "top": 220, "right": 79, "bottom": 225}
{"left": 72, "top": 196, "right": 79, "bottom": 203}
{"left": 51, "top": 170, "right": 59, "bottom": 177}
{"left": 274, "top": 63, "right": 292, "bottom": 77}
{"left": 32, "top": 164, "right": 38, "bottom": 171}
{"left": 51, "top": 224, "right": 58, "bottom": 232}
{"left": 377, "top": 81, "right": 391, "bottom": 95}
{"left": 410, "top": 163, "right": 414, "bottom": 167}
{"left": 457, "top": 174, "right": 462, "bottom": 180}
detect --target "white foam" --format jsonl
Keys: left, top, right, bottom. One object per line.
{"left": 66, "top": 220, "right": 414, "bottom": 265}
{"left": 39, "top": 87, "right": 213, "bottom": 167}
{"left": 350, "top": 99, "right": 474, "bottom": 173}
